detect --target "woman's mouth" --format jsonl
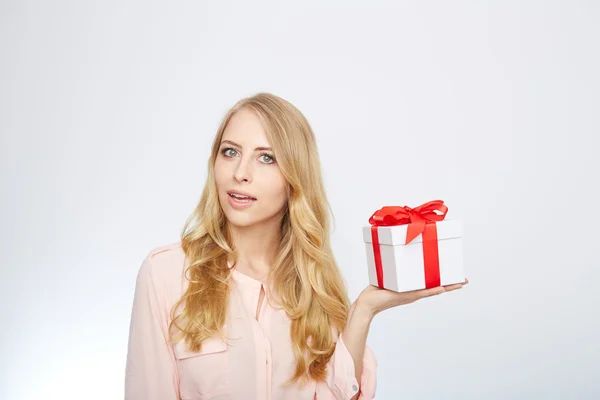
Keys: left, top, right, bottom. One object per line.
{"left": 227, "top": 192, "right": 257, "bottom": 209}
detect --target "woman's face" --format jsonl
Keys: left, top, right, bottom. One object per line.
{"left": 214, "top": 108, "right": 288, "bottom": 229}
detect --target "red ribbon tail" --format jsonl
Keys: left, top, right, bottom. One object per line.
{"left": 370, "top": 226, "right": 384, "bottom": 288}
{"left": 422, "top": 222, "right": 441, "bottom": 288}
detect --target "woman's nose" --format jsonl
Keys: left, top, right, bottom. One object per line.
{"left": 233, "top": 159, "right": 252, "bottom": 183}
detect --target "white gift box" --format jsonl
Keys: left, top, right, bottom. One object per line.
{"left": 362, "top": 220, "right": 465, "bottom": 292}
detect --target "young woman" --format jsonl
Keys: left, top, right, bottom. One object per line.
{"left": 124, "top": 92, "right": 467, "bottom": 400}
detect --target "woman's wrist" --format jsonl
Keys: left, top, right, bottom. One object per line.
{"left": 350, "top": 295, "right": 376, "bottom": 324}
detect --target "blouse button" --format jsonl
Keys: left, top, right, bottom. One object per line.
{"left": 352, "top": 384, "right": 358, "bottom": 391}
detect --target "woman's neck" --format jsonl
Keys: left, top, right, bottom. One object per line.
{"left": 227, "top": 221, "right": 280, "bottom": 277}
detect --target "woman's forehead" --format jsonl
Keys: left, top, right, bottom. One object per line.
{"left": 222, "top": 109, "right": 271, "bottom": 148}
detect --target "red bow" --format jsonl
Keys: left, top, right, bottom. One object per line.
{"left": 368, "top": 200, "right": 448, "bottom": 289}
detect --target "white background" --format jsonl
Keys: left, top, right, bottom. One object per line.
{"left": 2, "top": 1, "right": 599, "bottom": 399}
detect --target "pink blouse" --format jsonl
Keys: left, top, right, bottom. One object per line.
{"left": 125, "top": 243, "right": 377, "bottom": 400}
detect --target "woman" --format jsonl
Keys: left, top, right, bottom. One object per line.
{"left": 124, "top": 92, "right": 467, "bottom": 400}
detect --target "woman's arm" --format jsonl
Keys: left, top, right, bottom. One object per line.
{"left": 124, "top": 254, "right": 179, "bottom": 400}
{"left": 340, "top": 278, "right": 469, "bottom": 399}
{"left": 342, "top": 301, "right": 375, "bottom": 400}
{"left": 314, "top": 300, "right": 377, "bottom": 400}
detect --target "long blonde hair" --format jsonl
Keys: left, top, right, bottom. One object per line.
{"left": 168, "top": 92, "right": 350, "bottom": 385}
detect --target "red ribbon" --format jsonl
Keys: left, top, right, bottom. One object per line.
{"left": 369, "top": 200, "right": 448, "bottom": 289}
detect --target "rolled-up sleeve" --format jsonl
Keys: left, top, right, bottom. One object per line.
{"left": 124, "top": 254, "right": 179, "bottom": 400}
{"left": 315, "top": 334, "right": 377, "bottom": 399}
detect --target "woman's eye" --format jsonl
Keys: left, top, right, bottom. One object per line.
{"left": 223, "top": 148, "right": 238, "bottom": 157}
{"left": 260, "top": 154, "right": 275, "bottom": 164}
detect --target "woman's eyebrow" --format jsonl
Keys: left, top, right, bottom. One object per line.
{"left": 220, "top": 140, "right": 272, "bottom": 152}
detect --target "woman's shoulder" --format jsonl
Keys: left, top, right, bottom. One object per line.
{"left": 137, "top": 241, "right": 188, "bottom": 298}
{"left": 145, "top": 241, "right": 185, "bottom": 261}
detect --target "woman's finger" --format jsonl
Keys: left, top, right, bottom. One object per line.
{"left": 443, "top": 283, "right": 464, "bottom": 292}
{"left": 444, "top": 278, "right": 468, "bottom": 288}
{"left": 417, "top": 287, "right": 446, "bottom": 299}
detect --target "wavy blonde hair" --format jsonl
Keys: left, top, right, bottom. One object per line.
{"left": 168, "top": 92, "right": 350, "bottom": 385}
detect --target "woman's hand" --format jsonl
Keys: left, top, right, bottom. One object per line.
{"left": 355, "top": 279, "right": 469, "bottom": 317}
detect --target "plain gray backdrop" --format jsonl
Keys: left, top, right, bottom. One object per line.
{"left": 1, "top": 1, "right": 598, "bottom": 399}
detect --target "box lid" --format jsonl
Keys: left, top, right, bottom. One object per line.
{"left": 363, "top": 219, "right": 463, "bottom": 245}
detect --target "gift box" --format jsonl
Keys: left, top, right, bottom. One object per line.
{"left": 362, "top": 200, "right": 465, "bottom": 292}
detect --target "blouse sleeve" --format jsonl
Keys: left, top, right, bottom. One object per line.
{"left": 315, "top": 333, "right": 378, "bottom": 399}
{"left": 124, "top": 254, "right": 179, "bottom": 400}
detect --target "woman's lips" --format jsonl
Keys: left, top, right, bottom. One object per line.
{"left": 227, "top": 193, "right": 257, "bottom": 209}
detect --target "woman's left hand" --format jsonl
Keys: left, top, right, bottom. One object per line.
{"left": 355, "top": 279, "right": 469, "bottom": 317}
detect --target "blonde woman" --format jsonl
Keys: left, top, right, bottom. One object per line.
{"left": 124, "top": 93, "right": 467, "bottom": 400}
